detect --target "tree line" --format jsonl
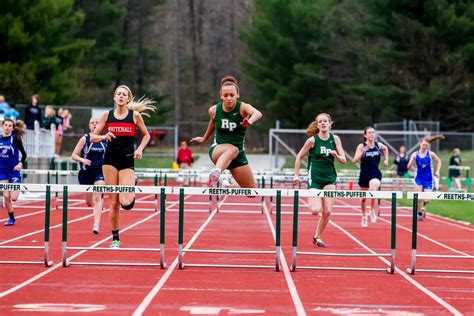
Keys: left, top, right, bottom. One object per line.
{"left": 0, "top": 0, "right": 472, "bottom": 131}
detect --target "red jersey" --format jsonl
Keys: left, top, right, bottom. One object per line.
{"left": 177, "top": 148, "right": 193, "bottom": 166}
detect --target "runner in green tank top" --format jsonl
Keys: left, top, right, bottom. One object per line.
{"left": 294, "top": 113, "right": 346, "bottom": 247}
{"left": 191, "top": 76, "right": 263, "bottom": 188}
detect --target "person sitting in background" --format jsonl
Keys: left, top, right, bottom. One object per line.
{"left": 177, "top": 140, "right": 193, "bottom": 186}
{"left": 448, "top": 148, "right": 462, "bottom": 190}
{"left": 24, "top": 94, "right": 43, "bottom": 130}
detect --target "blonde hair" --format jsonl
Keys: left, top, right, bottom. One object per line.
{"left": 45, "top": 105, "right": 56, "bottom": 118}
{"left": 114, "top": 85, "right": 156, "bottom": 117}
{"left": 306, "top": 113, "right": 332, "bottom": 137}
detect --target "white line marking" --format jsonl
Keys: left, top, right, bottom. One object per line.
{"left": 324, "top": 199, "right": 463, "bottom": 315}
{"left": 0, "top": 194, "right": 161, "bottom": 298}
{"left": 13, "top": 303, "right": 106, "bottom": 312}
{"left": 263, "top": 202, "right": 306, "bottom": 315}
{"left": 132, "top": 196, "right": 227, "bottom": 316}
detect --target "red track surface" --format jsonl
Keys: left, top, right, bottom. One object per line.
{"left": 0, "top": 182, "right": 473, "bottom": 315}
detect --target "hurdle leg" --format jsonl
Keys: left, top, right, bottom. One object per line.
{"left": 388, "top": 192, "right": 396, "bottom": 274}
{"left": 43, "top": 185, "right": 53, "bottom": 267}
{"left": 407, "top": 193, "right": 418, "bottom": 274}
{"left": 290, "top": 191, "right": 299, "bottom": 272}
{"left": 178, "top": 188, "right": 185, "bottom": 269}
{"left": 61, "top": 186, "right": 70, "bottom": 267}
{"left": 160, "top": 188, "right": 166, "bottom": 269}
{"left": 275, "top": 190, "right": 281, "bottom": 271}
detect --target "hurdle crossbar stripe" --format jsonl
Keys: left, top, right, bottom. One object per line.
{"left": 407, "top": 192, "right": 473, "bottom": 275}
{"left": 290, "top": 189, "right": 402, "bottom": 199}
{"left": 407, "top": 191, "right": 474, "bottom": 201}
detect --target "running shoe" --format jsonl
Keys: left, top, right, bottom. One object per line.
{"left": 418, "top": 212, "right": 424, "bottom": 221}
{"left": 4, "top": 219, "right": 15, "bottom": 226}
{"left": 207, "top": 168, "right": 221, "bottom": 187}
{"left": 369, "top": 210, "right": 377, "bottom": 223}
{"left": 92, "top": 224, "right": 100, "bottom": 234}
{"left": 221, "top": 178, "right": 231, "bottom": 188}
{"left": 361, "top": 215, "right": 368, "bottom": 227}
{"left": 110, "top": 240, "right": 121, "bottom": 248}
{"left": 312, "top": 236, "right": 326, "bottom": 247}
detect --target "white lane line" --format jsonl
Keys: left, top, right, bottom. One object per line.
{"left": 0, "top": 195, "right": 162, "bottom": 298}
{"left": 262, "top": 202, "right": 306, "bottom": 316}
{"left": 307, "top": 198, "right": 463, "bottom": 315}
{"left": 132, "top": 196, "right": 228, "bottom": 316}
{"left": 342, "top": 199, "right": 472, "bottom": 257}
{"left": 0, "top": 200, "right": 84, "bottom": 221}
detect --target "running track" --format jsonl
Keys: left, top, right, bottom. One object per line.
{"left": 0, "top": 182, "right": 473, "bottom": 315}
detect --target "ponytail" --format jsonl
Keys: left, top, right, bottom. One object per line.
{"left": 424, "top": 134, "right": 445, "bottom": 143}
{"left": 127, "top": 96, "right": 156, "bottom": 117}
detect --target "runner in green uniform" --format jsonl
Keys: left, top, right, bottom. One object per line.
{"left": 191, "top": 76, "right": 263, "bottom": 188}
{"left": 293, "top": 113, "right": 346, "bottom": 247}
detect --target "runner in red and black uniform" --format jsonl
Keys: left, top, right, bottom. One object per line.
{"left": 92, "top": 85, "right": 155, "bottom": 248}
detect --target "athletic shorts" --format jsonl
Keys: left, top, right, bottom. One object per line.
{"left": 209, "top": 146, "right": 248, "bottom": 170}
{"left": 0, "top": 169, "right": 21, "bottom": 183}
{"left": 414, "top": 177, "right": 433, "bottom": 190}
{"left": 309, "top": 180, "right": 335, "bottom": 189}
{"left": 78, "top": 169, "right": 104, "bottom": 185}
{"left": 103, "top": 152, "right": 134, "bottom": 171}
{"left": 358, "top": 171, "right": 382, "bottom": 188}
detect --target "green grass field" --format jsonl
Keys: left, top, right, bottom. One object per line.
{"left": 397, "top": 198, "right": 474, "bottom": 224}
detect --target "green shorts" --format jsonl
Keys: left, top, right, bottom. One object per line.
{"left": 309, "top": 180, "right": 335, "bottom": 189}
{"left": 209, "top": 145, "right": 249, "bottom": 170}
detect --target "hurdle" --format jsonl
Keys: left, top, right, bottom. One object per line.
{"left": 57, "top": 184, "right": 171, "bottom": 268}
{"left": 176, "top": 187, "right": 282, "bottom": 271}
{"left": 406, "top": 191, "right": 474, "bottom": 274}
{"left": 289, "top": 189, "right": 401, "bottom": 274}
{"left": 0, "top": 183, "right": 53, "bottom": 267}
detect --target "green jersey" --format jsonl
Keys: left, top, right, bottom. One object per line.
{"left": 308, "top": 133, "right": 337, "bottom": 185}
{"left": 212, "top": 101, "right": 246, "bottom": 151}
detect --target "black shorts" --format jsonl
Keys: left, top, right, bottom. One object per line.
{"left": 78, "top": 169, "right": 104, "bottom": 185}
{"left": 103, "top": 152, "right": 134, "bottom": 171}
{"left": 358, "top": 171, "right": 382, "bottom": 188}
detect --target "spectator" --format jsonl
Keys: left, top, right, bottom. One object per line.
{"left": 4, "top": 102, "right": 19, "bottom": 121}
{"left": 60, "top": 108, "right": 73, "bottom": 132}
{"left": 177, "top": 140, "right": 193, "bottom": 186}
{"left": 24, "top": 94, "right": 43, "bottom": 130}
{"left": 448, "top": 148, "right": 462, "bottom": 190}
{"left": 42, "top": 106, "right": 56, "bottom": 130}
{"left": 0, "top": 95, "right": 10, "bottom": 115}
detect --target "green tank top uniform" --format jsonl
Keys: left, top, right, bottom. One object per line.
{"left": 308, "top": 133, "right": 337, "bottom": 189}
{"left": 209, "top": 101, "right": 249, "bottom": 169}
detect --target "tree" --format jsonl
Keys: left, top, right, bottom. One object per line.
{"left": 361, "top": 0, "right": 474, "bottom": 130}
{"left": 240, "top": 0, "right": 335, "bottom": 128}
{"left": 0, "top": 0, "right": 93, "bottom": 103}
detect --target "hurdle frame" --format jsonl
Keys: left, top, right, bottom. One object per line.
{"left": 290, "top": 190, "right": 400, "bottom": 274}
{"left": 406, "top": 191, "right": 474, "bottom": 274}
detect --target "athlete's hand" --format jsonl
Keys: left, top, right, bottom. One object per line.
{"left": 82, "top": 159, "right": 92, "bottom": 166}
{"left": 13, "top": 162, "right": 22, "bottom": 172}
{"left": 190, "top": 137, "right": 204, "bottom": 143}
{"left": 329, "top": 150, "right": 338, "bottom": 158}
{"left": 240, "top": 117, "right": 252, "bottom": 127}
{"left": 293, "top": 176, "right": 301, "bottom": 186}
{"left": 134, "top": 149, "right": 143, "bottom": 160}
{"left": 383, "top": 159, "right": 389, "bottom": 167}
{"left": 362, "top": 145, "right": 369, "bottom": 153}
{"left": 435, "top": 171, "right": 440, "bottom": 178}
{"left": 104, "top": 132, "right": 116, "bottom": 142}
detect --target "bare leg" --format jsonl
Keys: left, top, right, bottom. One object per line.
{"left": 314, "top": 184, "right": 335, "bottom": 238}
{"left": 103, "top": 165, "right": 119, "bottom": 230}
{"left": 118, "top": 169, "right": 135, "bottom": 207}
{"left": 93, "top": 180, "right": 105, "bottom": 227}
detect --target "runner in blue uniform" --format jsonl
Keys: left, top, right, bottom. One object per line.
{"left": 1, "top": 119, "right": 27, "bottom": 226}
{"left": 407, "top": 136, "right": 442, "bottom": 220}
{"left": 353, "top": 127, "right": 389, "bottom": 227}
{"left": 71, "top": 117, "right": 107, "bottom": 234}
